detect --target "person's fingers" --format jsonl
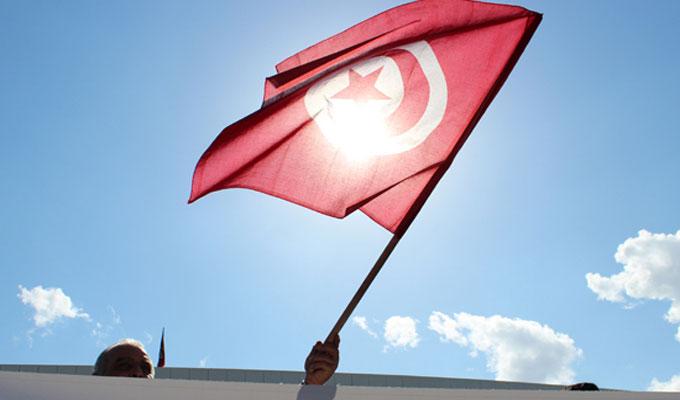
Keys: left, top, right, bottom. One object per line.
{"left": 307, "top": 343, "right": 323, "bottom": 357}
{"left": 308, "top": 361, "right": 335, "bottom": 372}
{"left": 305, "top": 338, "right": 340, "bottom": 385}
{"left": 308, "top": 342, "right": 321, "bottom": 353}
{"left": 310, "top": 352, "right": 338, "bottom": 363}
{"left": 306, "top": 368, "right": 329, "bottom": 378}
{"left": 308, "top": 366, "right": 334, "bottom": 379}
{"left": 315, "top": 345, "right": 339, "bottom": 360}
{"left": 308, "top": 344, "right": 338, "bottom": 359}
{"left": 309, "top": 358, "right": 338, "bottom": 368}
{"left": 318, "top": 341, "right": 338, "bottom": 353}
{"left": 308, "top": 350, "right": 335, "bottom": 362}
{"left": 308, "top": 354, "right": 337, "bottom": 368}
{"left": 326, "top": 334, "right": 340, "bottom": 348}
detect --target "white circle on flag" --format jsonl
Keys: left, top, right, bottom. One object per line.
{"left": 304, "top": 41, "right": 447, "bottom": 157}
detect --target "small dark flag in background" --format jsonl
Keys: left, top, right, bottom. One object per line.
{"left": 157, "top": 328, "right": 165, "bottom": 368}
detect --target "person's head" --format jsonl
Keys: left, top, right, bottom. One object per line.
{"left": 93, "top": 339, "right": 154, "bottom": 378}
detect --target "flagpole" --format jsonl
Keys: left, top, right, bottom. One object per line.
{"left": 325, "top": 231, "right": 404, "bottom": 343}
{"left": 324, "top": 11, "right": 544, "bottom": 343}
{"left": 325, "top": 146, "right": 455, "bottom": 342}
{"left": 324, "top": 167, "right": 445, "bottom": 343}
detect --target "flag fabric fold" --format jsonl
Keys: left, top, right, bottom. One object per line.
{"left": 190, "top": 0, "right": 541, "bottom": 233}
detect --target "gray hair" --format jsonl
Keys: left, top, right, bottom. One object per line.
{"left": 93, "top": 338, "right": 155, "bottom": 378}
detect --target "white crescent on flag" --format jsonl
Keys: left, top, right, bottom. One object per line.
{"left": 304, "top": 40, "right": 447, "bottom": 158}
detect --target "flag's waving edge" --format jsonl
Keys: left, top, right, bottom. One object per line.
{"left": 263, "top": 0, "right": 537, "bottom": 105}
{"left": 190, "top": 0, "right": 542, "bottom": 233}
{"left": 273, "top": 0, "right": 533, "bottom": 75}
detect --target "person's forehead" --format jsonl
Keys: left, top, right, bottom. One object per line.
{"left": 108, "top": 344, "right": 150, "bottom": 361}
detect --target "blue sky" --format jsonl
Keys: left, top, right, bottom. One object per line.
{"left": 2, "top": 0, "right": 680, "bottom": 392}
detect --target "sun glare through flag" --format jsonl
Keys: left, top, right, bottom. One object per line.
{"left": 190, "top": 0, "right": 540, "bottom": 234}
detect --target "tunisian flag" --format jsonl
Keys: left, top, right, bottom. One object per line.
{"left": 190, "top": 0, "right": 541, "bottom": 233}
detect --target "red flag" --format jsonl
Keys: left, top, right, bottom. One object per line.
{"left": 157, "top": 328, "right": 165, "bottom": 368}
{"left": 190, "top": 0, "right": 541, "bottom": 233}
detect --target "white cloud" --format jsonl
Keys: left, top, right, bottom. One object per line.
{"left": 144, "top": 332, "right": 153, "bottom": 345}
{"left": 586, "top": 230, "right": 680, "bottom": 340}
{"left": 91, "top": 322, "right": 114, "bottom": 347}
{"left": 649, "top": 374, "right": 680, "bottom": 392}
{"left": 384, "top": 316, "right": 419, "bottom": 349}
{"left": 428, "top": 311, "right": 468, "bottom": 346}
{"left": 585, "top": 273, "right": 627, "bottom": 302}
{"left": 108, "top": 306, "right": 122, "bottom": 325}
{"left": 199, "top": 357, "right": 209, "bottom": 368}
{"left": 90, "top": 306, "right": 127, "bottom": 347}
{"left": 428, "top": 311, "right": 582, "bottom": 384}
{"left": 92, "top": 322, "right": 106, "bottom": 338}
{"left": 18, "top": 285, "right": 89, "bottom": 328}
{"left": 352, "top": 316, "right": 378, "bottom": 338}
